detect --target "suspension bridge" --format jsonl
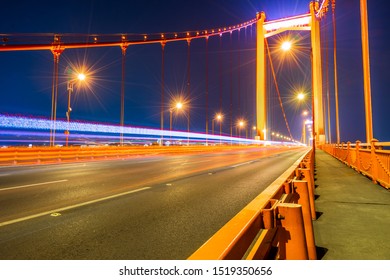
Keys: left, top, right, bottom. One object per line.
{"left": 0, "top": 0, "right": 389, "bottom": 260}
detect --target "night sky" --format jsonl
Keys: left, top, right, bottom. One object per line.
{"left": 1, "top": 0, "right": 389, "bottom": 143}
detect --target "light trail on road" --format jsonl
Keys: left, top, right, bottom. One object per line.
{"left": 0, "top": 114, "right": 302, "bottom": 146}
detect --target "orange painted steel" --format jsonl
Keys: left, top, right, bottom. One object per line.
{"left": 276, "top": 203, "right": 309, "bottom": 260}
{"left": 0, "top": 18, "right": 257, "bottom": 52}
{"left": 298, "top": 168, "right": 317, "bottom": 220}
{"left": 187, "top": 148, "right": 316, "bottom": 260}
{"left": 291, "top": 180, "right": 317, "bottom": 259}
{"left": 0, "top": 145, "right": 299, "bottom": 167}
{"left": 321, "top": 141, "right": 390, "bottom": 189}
{"left": 360, "top": 0, "right": 374, "bottom": 143}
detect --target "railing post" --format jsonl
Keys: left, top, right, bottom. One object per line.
{"left": 275, "top": 203, "right": 308, "bottom": 260}
{"left": 37, "top": 149, "right": 41, "bottom": 164}
{"left": 336, "top": 142, "right": 340, "bottom": 159}
{"left": 13, "top": 150, "right": 18, "bottom": 165}
{"left": 370, "top": 138, "right": 378, "bottom": 184}
{"left": 262, "top": 199, "right": 277, "bottom": 229}
{"left": 347, "top": 141, "right": 351, "bottom": 166}
{"left": 292, "top": 180, "right": 317, "bottom": 260}
{"left": 298, "top": 169, "right": 316, "bottom": 220}
{"left": 356, "top": 140, "right": 361, "bottom": 173}
{"left": 58, "top": 148, "right": 62, "bottom": 162}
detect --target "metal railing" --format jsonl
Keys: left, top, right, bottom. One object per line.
{"left": 0, "top": 145, "right": 296, "bottom": 166}
{"left": 188, "top": 148, "right": 316, "bottom": 260}
{"left": 321, "top": 140, "right": 390, "bottom": 189}
{"left": 0, "top": 146, "right": 151, "bottom": 166}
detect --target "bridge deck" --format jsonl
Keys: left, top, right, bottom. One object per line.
{"left": 313, "top": 149, "right": 390, "bottom": 259}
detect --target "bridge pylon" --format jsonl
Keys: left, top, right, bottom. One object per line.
{"left": 255, "top": 12, "right": 267, "bottom": 141}
{"left": 310, "top": 1, "right": 326, "bottom": 146}
{"left": 255, "top": 1, "right": 328, "bottom": 145}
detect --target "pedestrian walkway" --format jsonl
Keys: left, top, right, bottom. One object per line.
{"left": 313, "top": 149, "right": 390, "bottom": 260}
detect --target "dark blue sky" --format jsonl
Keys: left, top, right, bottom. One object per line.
{"left": 1, "top": 0, "right": 389, "bottom": 143}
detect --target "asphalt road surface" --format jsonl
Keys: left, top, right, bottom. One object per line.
{"left": 0, "top": 146, "right": 307, "bottom": 259}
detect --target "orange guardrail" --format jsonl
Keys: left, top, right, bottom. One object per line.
{"left": 321, "top": 140, "right": 390, "bottom": 189}
{"left": 0, "top": 145, "right": 297, "bottom": 166}
{"left": 188, "top": 148, "right": 316, "bottom": 260}
{"left": 0, "top": 145, "right": 212, "bottom": 166}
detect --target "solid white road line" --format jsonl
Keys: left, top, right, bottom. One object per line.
{"left": 0, "top": 187, "right": 151, "bottom": 227}
{"left": 0, "top": 179, "right": 69, "bottom": 192}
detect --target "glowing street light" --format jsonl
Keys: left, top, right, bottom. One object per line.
{"left": 297, "top": 92, "right": 305, "bottom": 101}
{"left": 281, "top": 41, "right": 292, "bottom": 51}
{"left": 176, "top": 102, "right": 183, "bottom": 110}
{"left": 77, "top": 73, "right": 86, "bottom": 81}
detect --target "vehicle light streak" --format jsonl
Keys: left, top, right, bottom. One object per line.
{"left": 0, "top": 114, "right": 302, "bottom": 146}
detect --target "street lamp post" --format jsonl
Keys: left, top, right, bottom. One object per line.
{"left": 169, "top": 102, "right": 183, "bottom": 137}
{"left": 238, "top": 121, "right": 244, "bottom": 138}
{"left": 238, "top": 120, "right": 247, "bottom": 141}
{"left": 212, "top": 113, "right": 223, "bottom": 134}
{"left": 187, "top": 106, "right": 190, "bottom": 146}
{"left": 169, "top": 109, "right": 173, "bottom": 133}
{"left": 65, "top": 72, "right": 86, "bottom": 147}
{"left": 211, "top": 113, "right": 223, "bottom": 145}
{"left": 217, "top": 114, "right": 222, "bottom": 138}
{"left": 65, "top": 80, "right": 73, "bottom": 147}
